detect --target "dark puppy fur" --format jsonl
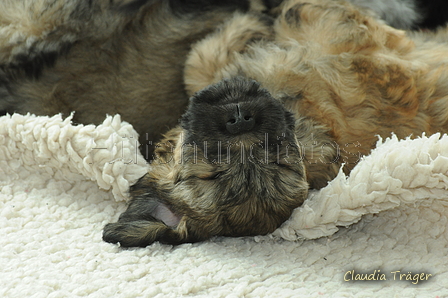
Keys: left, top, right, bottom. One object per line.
{"left": 103, "top": 77, "right": 308, "bottom": 246}
{"left": 0, "top": 0, "right": 276, "bottom": 155}
{"left": 104, "top": 0, "right": 448, "bottom": 247}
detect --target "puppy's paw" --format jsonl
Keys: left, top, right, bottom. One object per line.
{"left": 103, "top": 220, "right": 183, "bottom": 247}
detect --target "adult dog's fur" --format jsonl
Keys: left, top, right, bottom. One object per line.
{"left": 1, "top": 0, "right": 445, "bottom": 158}
{"left": 104, "top": 0, "right": 448, "bottom": 247}
{"left": 0, "top": 0, "right": 276, "bottom": 155}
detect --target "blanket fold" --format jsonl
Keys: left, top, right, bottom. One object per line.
{"left": 275, "top": 133, "right": 448, "bottom": 240}
{"left": 0, "top": 113, "right": 148, "bottom": 202}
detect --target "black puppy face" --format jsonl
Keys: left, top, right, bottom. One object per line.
{"left": 181, "top": 77, "right": 298, "bottom": 159}
{"left": 181, "top": 77, "right": 297, "bottom": 167}
{"left": 103, "top": 77, "right": 309, "bottom": 246}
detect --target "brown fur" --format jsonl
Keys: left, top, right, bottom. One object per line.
{"left": 103, "top": 0, "right": 448, "bottom": 247}
{"left": 0, "top": 0, "right": 272, "bottom": 155}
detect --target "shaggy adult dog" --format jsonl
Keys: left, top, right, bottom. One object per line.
{"left": 0, "top": 0, "right": 445, "bottom": 157}
{"left": 0, "top": 0, "right": 276, "bottom": 155}
{"left": 103, "top": 0, "right": 448, "bottom": 247}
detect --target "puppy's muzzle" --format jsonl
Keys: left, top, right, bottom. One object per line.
{"left": 225, "top": 103, "right": 255, "bottom": 134}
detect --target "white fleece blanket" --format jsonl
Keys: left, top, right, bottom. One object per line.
{"left": 1, "top": 113, "right": 448, "bottom": 297}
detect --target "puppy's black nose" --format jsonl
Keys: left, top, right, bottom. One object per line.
{"left": 225, "top": 104, "right": 255, "bottom": 134}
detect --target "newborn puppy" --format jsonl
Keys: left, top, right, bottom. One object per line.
{"left": 103, "top": 77, "right": 309, "bottom": 246}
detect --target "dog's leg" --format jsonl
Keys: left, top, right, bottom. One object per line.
{"left": 103, "top": 172, "right": 183, "bottom": 247}
{"left": 103, "top": 203, "right": 185, "bottom": 248}
{"left": 184, "top": 13, "right": 274, "bottom": 95}
{"left": 103, "top": 171, "right": 209, "bottom": 246}
{"left": 103, "top": 189, "right": 187, "bottom": 247}
{"left": 103, "top": 198, "right": 208, "bottom": 247}
{"left": 103, "top": 220, "right": 185, "bottom": 247}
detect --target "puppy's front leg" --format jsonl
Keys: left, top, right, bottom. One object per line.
{"left": 103, "top": 175, "right": 207, "bottom": 247}
{"left": 103, "top": 220, "right": 185, "bottom": 247}
{"left": 103, "top": 208, "right": 207, "bottom": 247}
{"left": 102, "top": 187, "right": 185, "bottom": 246}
